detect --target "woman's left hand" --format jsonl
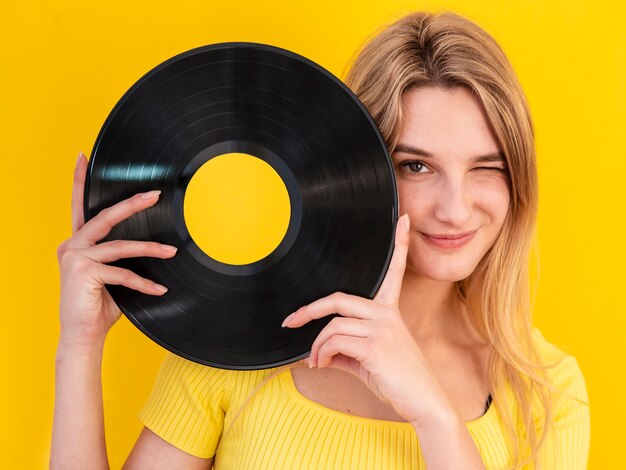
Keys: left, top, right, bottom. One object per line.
{"left": 282, "top": 213, "right": 454, "bottom": 427}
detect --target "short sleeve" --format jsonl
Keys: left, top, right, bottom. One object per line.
{"left": 550, "top": 355, "right": 591, "bottom": 469}
{"left": 530, "top": 328, "right": 590, "bottom": 468}
{"left": 138, "top": 352, "right": 230, "bottom": 458}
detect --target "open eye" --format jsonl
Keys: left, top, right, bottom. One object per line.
{"left": 399, "top": 160, "right": 430, "bottom": 174}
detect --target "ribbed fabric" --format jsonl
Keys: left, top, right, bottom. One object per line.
{"left": 138, "top": 329, "right": 590, "bottom": 469}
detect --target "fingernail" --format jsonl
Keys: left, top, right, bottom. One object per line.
{"left": 154, "top": 283, "right": 168, "bottom": 293}
{"left": 161, "top": 244, "right": 178, "bottom": 253}
{"left": 281, "top": 313, "right": 294, "bottom": 327}
{"left": 76, "top": 151, "right": 84, "bottom": 165}
{"left": 402, "top": 213, "right": 410, "bottom": 231}
{"left": 142, "top": 190, "right": 161, "bottom": 199}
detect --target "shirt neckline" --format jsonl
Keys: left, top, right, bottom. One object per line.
{"left": 278, "top": 368, "right": 497, "bottom": 430}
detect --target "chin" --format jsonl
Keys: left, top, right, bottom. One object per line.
{"left": 408, "top": 259, "right": 478, "bottom": 283}
{"left": 427, "top": 270, "right": 472, "bottom": 283}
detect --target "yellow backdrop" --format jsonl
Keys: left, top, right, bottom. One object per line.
{"left": 1, "top": 0, "right": 623, "bottom": 468}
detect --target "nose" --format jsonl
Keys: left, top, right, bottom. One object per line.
{"left": 433, "top": 175, "right": 472, "bottom": 227}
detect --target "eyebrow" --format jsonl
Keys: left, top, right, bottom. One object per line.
{"left": 393, "top": 143, "right": 506, "bottom": 164}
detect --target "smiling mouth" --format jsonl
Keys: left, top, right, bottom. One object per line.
{"left": 419, "top": 230, "right": 477, "bottom": 249}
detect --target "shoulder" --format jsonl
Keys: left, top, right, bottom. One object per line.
{"left": 139, "top": 353, "right": 293, "bottom": 459}
{"left": 138, "top": 351, "right": 286, "bottom": 457}
{"left": 153, "top": 352, "right": 285, "bottom": 406}
{"left": 531, "top": 327, "right": 588, "bottom": 397}
{"left": 530, "top": 327, "right": 590, "bottom": 421}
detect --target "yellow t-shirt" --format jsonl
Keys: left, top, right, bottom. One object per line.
{"left": 138, "top": 329, "right": 590, "bottom": 469}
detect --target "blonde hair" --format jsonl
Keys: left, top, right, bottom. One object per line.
{"left": 343, "top": 11, "right": 568, "bottom": 469}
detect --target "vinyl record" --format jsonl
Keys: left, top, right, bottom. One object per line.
{"left": 84, "top": 42, "right": 398, "bottom": 370}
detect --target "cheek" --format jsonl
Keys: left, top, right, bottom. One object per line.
{"left": 475, "top": 178, "right": 510, "bottom": 226}
{"left": 396, "top": 181, "right": 431, "bottom": 216}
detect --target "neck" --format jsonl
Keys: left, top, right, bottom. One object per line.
{"left": 398, "top": 269, "right": 469, "bottom": 345}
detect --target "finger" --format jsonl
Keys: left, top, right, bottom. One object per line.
{"left": 282, "top": 291, "right": 378, "bottom": 328}
{"left": 72, "top": 151, "right": 87, "bottom": 234}
{"left": 76, "top": 240, "right": 178, "bottom": 264}
{"left": 319, "top": 353, "right": 360, "bottom": 376}
{"left": 316, "top": 335, "right": 366, "bottom": 369}
{"left": 91, "top": 262, "right": 169, "bottom": 295}
{"left": 73, "top": 190, "right": 162, "bottom": 247}
{"left": 373, "top": 213, "right": 411, "bottom": 307}
{"left": 309, "top": 317, "right": 369, "bottom": 366}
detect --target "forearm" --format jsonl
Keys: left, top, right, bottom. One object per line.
{"left": 412, "top": 411, "right": 485, "bottom": 470}
{"left": 50, "top": 337, "right": 110, "bottom": 470}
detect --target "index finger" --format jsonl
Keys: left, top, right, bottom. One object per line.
{"left": 72, "top": 151, "right": 87, "bottom": 235}
{"left": 73, "top": 190, "right": 162, "bottom": 247}
{"left": 373, "top": 213, "right": 411, "bottom": 307}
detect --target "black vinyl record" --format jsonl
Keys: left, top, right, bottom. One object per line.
{"left": 84, "top": 42, "right": 398, "bottom": 370}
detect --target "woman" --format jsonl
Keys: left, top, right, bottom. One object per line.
{"left": 51, "top": 11, "right": 590, "bottom": 470}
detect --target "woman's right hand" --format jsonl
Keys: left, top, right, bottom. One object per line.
{"left": 56, "top": 152, "right": 178, "bottom": 349}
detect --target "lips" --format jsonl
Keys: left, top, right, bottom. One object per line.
{"left": 419, "top": 230, "right": 477, "bottom": 249}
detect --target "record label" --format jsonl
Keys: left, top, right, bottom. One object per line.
{"left": 183, "top": 152, "right": 291, "bottom": 265}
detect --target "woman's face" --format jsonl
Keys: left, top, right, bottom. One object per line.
{"left": 392, "top": 86, "right": 511, "bottom": 282}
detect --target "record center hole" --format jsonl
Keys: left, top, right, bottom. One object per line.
{"left": 184, "top": 153, "right": 291, "bottom": 265}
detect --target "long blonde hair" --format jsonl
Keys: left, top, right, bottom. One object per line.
{"left": 343, "top": 11, "right": 566, "bottom": 469}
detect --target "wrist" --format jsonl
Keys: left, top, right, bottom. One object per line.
{"left": 409, "top": 405, "right": 461, "bottom": 434}
{"left": 57, "top": 333, "right": 106, "bottom": 359}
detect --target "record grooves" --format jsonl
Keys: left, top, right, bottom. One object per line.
{"left": 84, "top": 42, "right": 398, "bottom": 370}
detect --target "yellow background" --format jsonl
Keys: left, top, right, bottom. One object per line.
{"left": 1, "top": 0, "right": 623, "bottom": 468}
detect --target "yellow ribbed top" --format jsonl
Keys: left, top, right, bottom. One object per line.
{"left": 138, "top": 329, "right": 590, "bottom": 469}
